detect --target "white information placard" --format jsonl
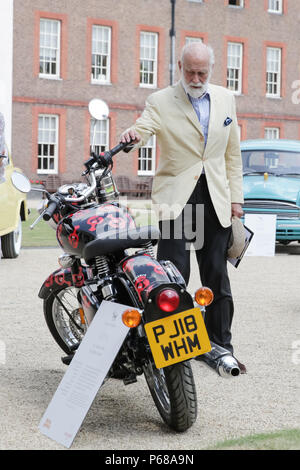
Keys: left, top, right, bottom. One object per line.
{"left": 39, "top": 300, "right": 132, "bottom": 448}
{"left": 244, "top": 214, "right": 276, "bottom": 257}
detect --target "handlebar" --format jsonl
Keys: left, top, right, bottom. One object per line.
{"left": 42, "top": 140, "right": 134, "bottom": 217}
{"left": 83, "top": 139, "right": 134, "bottom": 175}
{"left": 109, "top": 140, "right": 135, "bottom": 156}
{"left": 94, "top": 140, "right": 135, "bottom": 167}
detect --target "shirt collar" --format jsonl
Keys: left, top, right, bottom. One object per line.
{"left": 188, "top": 89, "right": 210, "bottom": 102}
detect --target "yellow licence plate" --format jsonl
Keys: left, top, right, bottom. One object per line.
{"left": 145, "top": 307, "right": 211, "bottom": 369}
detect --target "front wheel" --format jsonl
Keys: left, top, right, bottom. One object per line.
{"left": 1, "top": 216, "right": 22, "bottom": 258}
{"left": 143, "top": 359, "right": 197, "bottom": 432}
{"left": 43, "top": 285, "right": 87, "bottom": 354}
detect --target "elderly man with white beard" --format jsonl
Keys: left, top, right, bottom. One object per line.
{"left": 120, "top": 42, "right": 246, "bottom": 372}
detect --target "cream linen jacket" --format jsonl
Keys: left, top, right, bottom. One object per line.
{"left": 131, "top": 81, "right": 244, "bottom": 227}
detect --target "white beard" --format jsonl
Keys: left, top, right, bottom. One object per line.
{"left": 181, "top": 73, "right": 210, "bottom": 99}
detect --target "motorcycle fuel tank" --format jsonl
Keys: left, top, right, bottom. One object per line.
{"left": 56, "top": 203, "right": 136, "bottom": 256}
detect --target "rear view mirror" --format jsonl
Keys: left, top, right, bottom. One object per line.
{"left": 88, "top": 99, "right": 109, "bottom": 120}
{"left": 11, "top": 171, "right": 31, "bottom": 193}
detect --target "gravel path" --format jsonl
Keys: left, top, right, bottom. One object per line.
{"left": 0, "top": 244, "right": 299, "bottom": 450}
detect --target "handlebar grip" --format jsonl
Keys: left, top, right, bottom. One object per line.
{"left": 43, "top": 199, "right": 59, "bottom": 221}
{"left": 99, "top": 140, "right": 134, "bottom": 167}
{"left": 84, "top": 139, "right": 135, "bottom": 170}
{"left": 123, "top": 143, "right": 135, "bottom": 154}
{"left": 110, "top": 140, "right": 135, "bottom": 156}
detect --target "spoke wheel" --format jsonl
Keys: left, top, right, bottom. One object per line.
{"left": 44, "top": 286, "right": 87, "bottom": 354}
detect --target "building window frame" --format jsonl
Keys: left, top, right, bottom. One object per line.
{"left": 227, "top": 41, "right": 243, "bottom": 94}
{"left": 39, "top": 18, "right": 61, "bottom": 79}
{"left": 185, "top": 36, "right": 203, "bottom": 45}
{"left": 268, "top": 0, "right": 283, "bottom": 14}
{"left": 180, "top": 31, "right": 208, "bottom": 49}
{"left": 264, "top": 127, "right": 280, "bottom": 139}
{"left": 261, "top": 121, "right": 284, "bottom": 139}
{"left": 136, "top": 25, "right": 165, "bottom": 89}
{"left": 86, "top": 18, "right": 118, "bottom": 85}
{"left": 224, "top": 36, "right": 248, "bottom": 95}
{"left": 266, "top": 46, "right": 282, "bottom": 98}
{"left": 32, "top": 106, "right": 67, "bottom": 175}
{"left": 37, "top": 114, "right": 59, "bottom": 174}
{"left": 228, "top": 0, "right": 244, "bottom": 7}
{"left": 139, "top": 31, "right": 158, "bottom": 88}
{"left": 34, "top": 11, "right": 68, "bottom": 80}
{"left": 138, "top": 136, "right": 156, "bottom": 176}
{"left": 91, "top": 25, "right": 112, "bottom": 85}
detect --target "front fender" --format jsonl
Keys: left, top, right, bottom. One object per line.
{"left": 38, "top": 266, "right": 87, "bottom": 299}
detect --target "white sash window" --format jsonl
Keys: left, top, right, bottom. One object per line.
{"left": 227, "top": 42, "right": 243, "bottom": 94}
{"left": 266, "top": 47, "right": 281, "bottom": 97}
{"left": 38, "top": 115, "right": 59, "bottom": 174}
{"left": 91, "top": 25, "right": 111, "bottom": 84}
{"left": 39, "top": 19, "right": 61, "bottom": 78}
{"left": 140, "top": 32, "right": 158, "bottom": 88}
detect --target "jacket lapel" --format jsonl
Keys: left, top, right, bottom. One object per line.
{"left": 173, "top": 82, "right": 204, "bottom": 138}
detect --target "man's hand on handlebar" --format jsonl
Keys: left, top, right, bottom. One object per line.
{"left": 120, "top": 129, "right": 141, "bottom": 144}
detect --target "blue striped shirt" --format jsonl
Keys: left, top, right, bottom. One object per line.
{"left": 188, "top": 91, "right": 211, "bottom": 146}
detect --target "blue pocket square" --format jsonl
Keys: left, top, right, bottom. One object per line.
{"left": 224, "top": 117, "right": 232, "bottom": 127}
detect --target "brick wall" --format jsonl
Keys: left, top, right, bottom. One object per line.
{"left": 12, "top": 0, "right": 300, "bottom": 183}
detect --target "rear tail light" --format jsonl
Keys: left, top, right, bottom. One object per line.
{"left": 156, "top": 288, "right": 180, "bottom": 313}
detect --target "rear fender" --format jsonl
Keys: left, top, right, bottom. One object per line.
{"left": 121, "top": 254, "right": 171, "bottom": 305}
{"left": 38, "top": 266, "right": 87, "bottom": 299}
{"left": 120, "top": 254, "right": 193, "bottom": 320}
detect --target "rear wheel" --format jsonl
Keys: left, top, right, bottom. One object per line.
{"left": 43, "top": 286, "right": 86, "bottom": 354}
{"left": 143, "top": 358, "right": 197, "bottom": 432}
{"left": 1, "top": 216, "right": 22, "bottom": 258}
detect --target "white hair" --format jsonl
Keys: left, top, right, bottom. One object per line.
{"left": 180, "top": 42, "right": 215, "bottom": 69}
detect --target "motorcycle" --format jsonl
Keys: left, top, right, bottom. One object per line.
{"left": 31, "top": 99, "right": 224, "bottom": 433}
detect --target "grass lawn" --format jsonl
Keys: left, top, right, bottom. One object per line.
{"left": 210, "top": 428, "right": 300, "bottom": 450}
{"left": 22, "top": 209, "right": 57, "bottom": 247}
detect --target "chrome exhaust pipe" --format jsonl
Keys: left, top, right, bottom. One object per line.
{"left": 200, "top": 342, "right": 240, "bottom": 377}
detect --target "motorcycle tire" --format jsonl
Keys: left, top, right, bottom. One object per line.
{"left": 143, "top": 359, "right": 197, "bottom": 432}
{"left": 43, "top": 285, "right": 86, "bottom": 354}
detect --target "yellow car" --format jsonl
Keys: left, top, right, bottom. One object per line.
{"left": 0, "top": 150, "right": 30, "bottom": 258}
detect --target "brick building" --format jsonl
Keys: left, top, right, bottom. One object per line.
{"left": 11, "top": 0, "right": 300, "bottom": 186}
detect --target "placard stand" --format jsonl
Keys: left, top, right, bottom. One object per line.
{"left": 39, "top": 301, "right": 132, "bottom": 448}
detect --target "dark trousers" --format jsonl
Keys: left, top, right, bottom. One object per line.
{"left": 157, "top": 174, "right": 234, "bottom": 353}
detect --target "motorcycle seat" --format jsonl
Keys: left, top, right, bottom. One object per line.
{"left": 83, "top": 225, "right": 160, "bottom": 262}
